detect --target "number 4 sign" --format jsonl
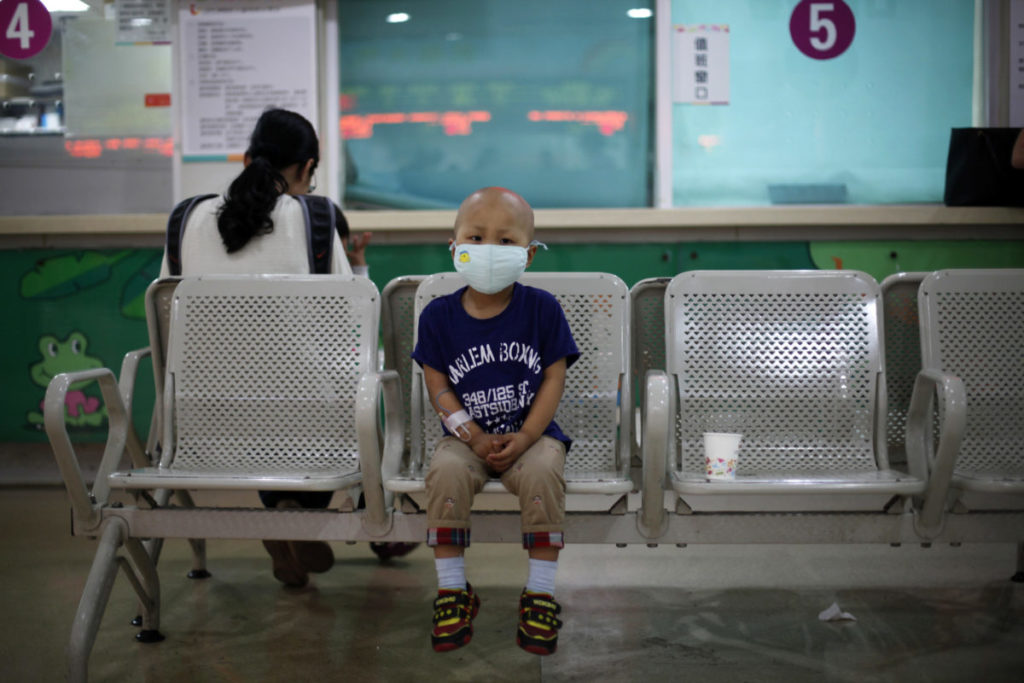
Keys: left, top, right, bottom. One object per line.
{"left": 0, "top": 0, "right": 52, "bottom": 61}
{"left": 790, "top": 0, "right": 855, "bottom": 60}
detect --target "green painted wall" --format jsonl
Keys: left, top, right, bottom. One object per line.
{"left": 3, "top": 240, "right": 1022, "bottom": 444}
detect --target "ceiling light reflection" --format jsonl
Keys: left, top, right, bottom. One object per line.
{"left": 627, "top": 8, "right": 653, "bottom": 19}
{"left": 386, "top": 12, "right": 410, "bottom": 23}
{"left": 42, "top": 0, "right": 90, "bottom": 11}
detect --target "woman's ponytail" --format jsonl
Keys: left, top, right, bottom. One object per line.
{"left": 216, "top": 109, "right": 320, "bottom": 253}
{"left": 217, "top": 157, "right": 285, "bottom": 252}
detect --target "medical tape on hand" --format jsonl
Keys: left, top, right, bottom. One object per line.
{"left": 442, "top": 409, "right": 473, "bottom": 441}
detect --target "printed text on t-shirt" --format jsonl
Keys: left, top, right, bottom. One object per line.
{"left": 461, "top": 380, "right": 537, "bottom": 431}
{"left": 447, "top": 341, "right": 542, "bottom": 385}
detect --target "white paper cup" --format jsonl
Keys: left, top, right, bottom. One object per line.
{"left": 704, "top": 432, "right": 742, "bottom": 479}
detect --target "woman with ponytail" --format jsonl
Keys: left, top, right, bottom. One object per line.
{"left": 160, "top": 108, "right": 370, "bottom": 278}
{"left": 158, "top": 108, "right": 372, "bottom": 587}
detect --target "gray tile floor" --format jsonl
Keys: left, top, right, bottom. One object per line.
{"left": 1, "top": 486, "right": 1022, "bottom": 682}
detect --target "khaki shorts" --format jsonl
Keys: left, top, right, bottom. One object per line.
{"left": 425, "top": 435, "right": 566, "bottom": 549}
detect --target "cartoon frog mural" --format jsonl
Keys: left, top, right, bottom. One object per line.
{"left": 26, "top": 332, "right": 108, "bottom": 428}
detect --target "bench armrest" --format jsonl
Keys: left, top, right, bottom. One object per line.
{"left": 44, "top": 368, "right": 148, "bottom": 529}
{"left": 356, "top": 369, "right": 404, "bottom": 535}
{"left": 120, "top": 346, "right": 160, "bottom": 461}
{"left": 118, "top": 346, "right": 151, "bottom": 418}
{"left": 906, "top": 368, "right": 966, "bottom": 534}
{"left": 638, "top": 370, "right": 671, "bottom": 538}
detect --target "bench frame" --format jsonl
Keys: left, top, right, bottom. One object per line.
{"left": 45, "top": 269, "right": 1024, "bottom": 682}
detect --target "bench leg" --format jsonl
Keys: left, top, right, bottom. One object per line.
{"left": 131, "top": 538, "right": 164, "bottom": 626}
{"left": 122, "top": 537, "right": 164, "bottom": 642}
{"left": 186, "top": 538, "right": 210, "bottom": 579}
{"left": 68, "top": 519, "right": 127, "bottom": 683}
{"left": 1013, "top": 542, "right": 1024, "bottom": 583}
{"left": 174, "top": 490, "right": 211, "bottom": 579}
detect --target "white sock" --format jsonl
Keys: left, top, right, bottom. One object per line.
{"left": 526, "top": 558, "right": 558, "bottom": 596}
{"left": 435, "top": 556, "right": 466, "bottom": 591}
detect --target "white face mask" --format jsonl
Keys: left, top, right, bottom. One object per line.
{"left": 451, "top": 241, "right": 546, "bottom": 294}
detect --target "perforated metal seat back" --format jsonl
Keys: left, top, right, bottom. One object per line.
{"left": 880, "top": 273, "right": 928, "bottom": 466}
{"left": 919, "top": 269, "right": 1024, "bottom": 478}
{"left": 165, "top": 275, "right": 379, "bottom": 475}
{"left": 382, "top": 276, "right": 426, "bottom": 459}
{"left": 412, "top": 273, "right": 630, "bottom": 480}
{"left": 631, "top": 277, "right": 671, "bottom": 402}
{"left": 666, "top": 271, "right": 883, "bottom": 475}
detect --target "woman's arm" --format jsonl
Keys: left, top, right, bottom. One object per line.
{"left": 348, "top": 231, "right": 372, "bottom": 270}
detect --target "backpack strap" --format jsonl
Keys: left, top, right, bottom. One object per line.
{"left": 165, "top": 194, "right": 217, "bottom": 276}
{"left": 295, "top": 195, "right": 349, "bottom": 274}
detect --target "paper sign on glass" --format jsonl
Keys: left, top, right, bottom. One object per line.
{"left": 672, "top": 25, "right": 729, "bottom": 105}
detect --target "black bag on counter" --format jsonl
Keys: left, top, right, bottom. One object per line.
{"left": 943, "top": 128, "right": 1024, "bottom": 207}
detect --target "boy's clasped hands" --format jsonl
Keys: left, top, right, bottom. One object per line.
{"left": 467, "top": 430, "right": 534, "bottom": 473}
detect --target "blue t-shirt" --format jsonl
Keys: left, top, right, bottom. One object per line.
{"left": 412, "top": 283, "right": 580, "bottom": 448}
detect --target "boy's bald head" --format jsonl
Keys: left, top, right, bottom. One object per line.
{"left": 454, "top": 187, "right": 535, "bottom": 242}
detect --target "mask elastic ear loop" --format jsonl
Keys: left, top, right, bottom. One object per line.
{"left": 529, "top": 240, "right": 548, "bottom": 250}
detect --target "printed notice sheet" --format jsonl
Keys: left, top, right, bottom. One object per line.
{"left": 179, "top": 0, "right": 317, "bottom": 159}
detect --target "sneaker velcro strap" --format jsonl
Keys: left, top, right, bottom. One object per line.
{"left": 521, "top": 595, "right": 561, "bottom": 614}
{"left": 521, "top": 608, "right": 563, "bottom": 631}
{"left": 433, "top": 591, "right": 475, "bottom": 625}
{"left": 433, "top": 592, "right": 471, "bottom": 610}
{"left": 433, "top": 608, "right": 468, "bottom": 626}
{"left": 433, "top": 606, "right": 473, "bottom": 624}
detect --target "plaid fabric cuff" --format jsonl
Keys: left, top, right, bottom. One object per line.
{"left": 427, "top": 527, "right": 471, "bottom": 547}
{"left": 522, "top": 531, "right": 564, "bottom": 549}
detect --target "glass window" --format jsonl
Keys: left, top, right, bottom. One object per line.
{"left": 338, "top": 0, "right": 654, "bottom": 209}
{"left": 669, "top": 0, "right": 975, "bottom": 206}
{"left": 0, "top": 12, "right": 173, "bottom": 216}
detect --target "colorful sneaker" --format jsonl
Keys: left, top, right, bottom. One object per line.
{"left": 431, "top": 584, "right": 481, "bottom": 653}
{"left": 517, "top": 590, "right": 563, "bottom": 655}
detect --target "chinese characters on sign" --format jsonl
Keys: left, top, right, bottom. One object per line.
{"left": 672, "top": 25, "right": 730, "bottom": 105}
{"left": 179, "top": 0, "right": 317, "bottom": 159}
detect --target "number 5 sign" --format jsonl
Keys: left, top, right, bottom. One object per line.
{"left": 0, "top": 0, "right": 52, "bottom": 61}
{"left": 790, "top": 0, "right": 855, "bottom": 60}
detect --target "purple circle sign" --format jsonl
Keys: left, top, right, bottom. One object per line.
{"left": 790, "top": 0, "right": 855, "bottom": 60}
{"left": 0, "top": 0, "right": 53, "bottom": 61}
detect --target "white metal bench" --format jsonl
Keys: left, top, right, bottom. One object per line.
{"left": 639, "top": 270, "right": 959, "bottom": 538}
{"left": 45, "top": 274, "right": 403, "bottom": 682}
{"left": 47, "top": 269, "right": 1022, "bottom": 681}
{"left": 909, "top": 268, "right": 1024, "bottom": 578}
{"left": 383, "top": 272, "right": 634, "bottom": 506}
